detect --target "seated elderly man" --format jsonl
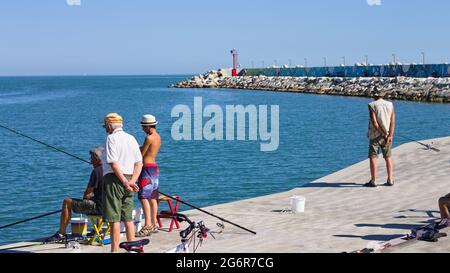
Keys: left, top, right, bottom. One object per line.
{"left": 44, "top": 147, "right": 104, "bottom": 242}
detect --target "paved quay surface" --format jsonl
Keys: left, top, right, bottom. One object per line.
{"left": 1, "top": 136, "right": 449, "bottom": 253}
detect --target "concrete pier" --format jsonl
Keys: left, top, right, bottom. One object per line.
{"left": 1, "top": 136, "right": 449, "bottom": 253}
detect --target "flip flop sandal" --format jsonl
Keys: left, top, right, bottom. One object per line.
{"left": 384, "top": 181, "right": 394, "bottom": 186}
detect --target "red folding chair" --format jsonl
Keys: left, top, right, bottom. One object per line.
{"left": 157, "top": 195, "right": 181, "bottom": 232}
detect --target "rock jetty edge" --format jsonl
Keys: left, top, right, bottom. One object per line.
{"left": 171, "top": 70, "right": 450, "bottom": 103}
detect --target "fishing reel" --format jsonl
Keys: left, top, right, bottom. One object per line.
{"left": 62, "top": 235, "right": 84, "bottom": 249}
{"left": 65, "top": 240, "right": 81, "bottom": 250}
{"left": 197, "top": 221, "right": 209, "bottom": 239}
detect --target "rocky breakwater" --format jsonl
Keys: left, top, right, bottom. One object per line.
{"left": 171, "top": 70, "right": 450, "bottom": 103}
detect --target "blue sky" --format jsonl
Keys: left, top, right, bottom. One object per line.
{"left": 0, "top": 0, "right": 449, "bottom": 75}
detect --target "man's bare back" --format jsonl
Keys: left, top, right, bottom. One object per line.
{"left": 140, "top": 129, "right": 161, "bottom": 164}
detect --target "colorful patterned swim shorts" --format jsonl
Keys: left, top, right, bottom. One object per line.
{"left": 138, "top": 163, "right": 160, "bottom": 200}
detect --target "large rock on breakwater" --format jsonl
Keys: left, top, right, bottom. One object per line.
{"left": 171, "top": 70, "right": 450, "bottom": 103}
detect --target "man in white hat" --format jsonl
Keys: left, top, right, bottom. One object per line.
{"left": 102, "top": 113, "right": 143, "bottom": 252}
{"left": 136, "top": 114, "right": 162, "bottom": 237}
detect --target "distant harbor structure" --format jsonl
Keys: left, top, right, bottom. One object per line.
{"left": 240, "top": 63, "right": 450, "bottom": 78}
{"left": 171, "top": 51, "right": 450, "bottom": 103}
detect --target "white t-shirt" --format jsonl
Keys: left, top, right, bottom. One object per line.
{"left": 368, "top": 99, "right": 394, "bottom": 139}
{"left": 103, "top": 128, "right": 142, "bottom": 175}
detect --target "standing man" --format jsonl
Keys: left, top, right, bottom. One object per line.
{"left": 365, "top": 88, "right": 396, "bottom": 187}
{"left": 103, "top": 113, "right": 143, "bottom": 252}
{"left": 136, "top": 114, "right": 161, "bottom": 237}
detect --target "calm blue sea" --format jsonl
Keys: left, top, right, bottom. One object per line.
{"left": 0, "top": 75, "right": 449, "bottom": 245}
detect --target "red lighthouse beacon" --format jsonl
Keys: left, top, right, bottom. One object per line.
{"left": 230, "top": 48, "right": 238, "bottom": 77}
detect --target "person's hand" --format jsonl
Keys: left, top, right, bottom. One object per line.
{"left": 83, "top": 194, "right": 92, "bottom": 200}
{"left": 128, "top": 182, "right": 140, "bottom": 192}
{"left": 386, "top": 135, "right": 393, "bottom": 145}
{"left": 87, "top": 192, "right": 95, "bottom": 199}
{"left": 122, "top": 180, "right": 133, "bottom": 192}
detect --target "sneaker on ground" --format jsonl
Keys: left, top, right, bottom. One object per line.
{"left": 44, "top": 232, "right": 66, "bottom": 243}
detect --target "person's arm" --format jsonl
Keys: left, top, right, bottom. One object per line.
{"left": 140, "top": 135, "right": 151, "bottom": 156}
{"left": 369, "top": 105, "right": 388, "bottom": 137}
{"left": 386, "top": 109, "right": 396, "bottom": 145}
{"left": 129, "top": 139, "right": 144, "bottom": 192}
{"left": 83, "top": 187, "right": 95, "bottom": 200}
{"left": 83, "top": 170, "right": 97, "bottom": 199}
{"left": 128, "top": 161, "right": 143, "bottom": 192}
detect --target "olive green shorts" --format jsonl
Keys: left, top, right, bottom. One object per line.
{"left": 368, "top": 135, "right": 392, "bottom": 158}
{"left": 103, "top": 173, "right": 134, "bottom": 223}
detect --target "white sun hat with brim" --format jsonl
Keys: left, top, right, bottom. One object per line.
{"left": 140, "top": 114, "right": 158, "bottom": 126}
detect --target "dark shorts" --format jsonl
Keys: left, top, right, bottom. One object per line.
{"left": 368, "top": 135, "right": 392, "bottom": 158}
{"left": 72, "top": 199, "right": 100, "bottom": 215}
{"left": 103, "top": 173, "right": 134, "bottom": 223}
{"left": 138, "top": 163, "right": 160, "bottom": 200}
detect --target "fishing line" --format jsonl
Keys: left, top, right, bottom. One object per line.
{"left": 397, "top": 134, "right": 440, "bottom": 152}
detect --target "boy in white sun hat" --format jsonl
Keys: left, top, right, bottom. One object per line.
{"left": 136, "top": 114, "right": 162, "bottom": 237}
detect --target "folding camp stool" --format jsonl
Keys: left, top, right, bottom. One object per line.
{"left": 88, "top": 214, "right": 111, "bottom": 246}
{"left": 156, "top": 195, "right": 181, "bottom": 232}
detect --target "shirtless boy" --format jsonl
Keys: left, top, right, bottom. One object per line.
{"left": 136, "top": 114, "right": 162, "bottom": 237}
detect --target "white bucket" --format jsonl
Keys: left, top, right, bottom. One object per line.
{"left": 290, "top": 195, "right": 305, "bottom": 213}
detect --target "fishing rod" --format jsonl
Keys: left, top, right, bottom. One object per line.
{"left": 397, "top": 134, "right": 440, "bottom": 152}
{"left": 0, "top": 210, "right": 62, "bottom": 230}
{"left": 157, "top": 191, "right": 256, "bottom": 235}
{"left": 0, "top": 123, "right": 256, "bottom": 235}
